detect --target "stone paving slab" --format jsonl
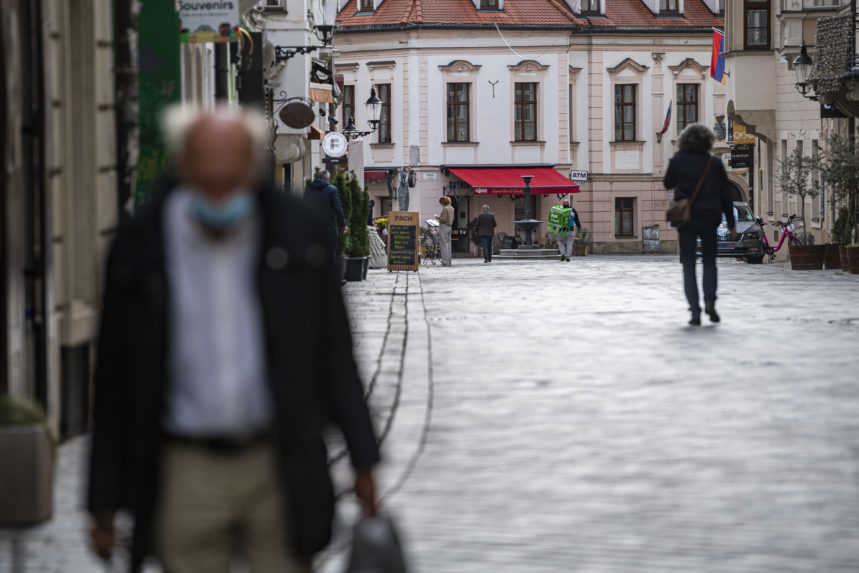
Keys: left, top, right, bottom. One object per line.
{"left": 4, "top": 255, "right": 859, "bottom": 573}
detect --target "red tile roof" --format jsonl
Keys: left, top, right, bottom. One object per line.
{"left": 336, "top": 0, "right": 722, "bottom": 30}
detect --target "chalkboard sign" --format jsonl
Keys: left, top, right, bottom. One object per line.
{"left": 387, "top": 211, "right": 419, "bottom": 272}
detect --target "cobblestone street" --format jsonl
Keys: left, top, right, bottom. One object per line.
{"left": 4, "top": 256, "right": 859, "bottom": 572}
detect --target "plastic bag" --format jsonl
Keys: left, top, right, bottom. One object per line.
{"left": 345, "top": 515, "right": 409, "bottom": 573}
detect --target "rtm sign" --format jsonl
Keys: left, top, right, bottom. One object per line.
{"left": 179, "top": 1, "right": 238, "bottom": 43}
{"left": 569, "top": 170, "right": 588, "bottom": 182}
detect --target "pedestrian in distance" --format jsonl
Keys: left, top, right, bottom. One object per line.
{"left": 87, "top": 105, "right": 381, "bottom": 573}
{"left": 437, "top": 195, "right": 455, "bottom": 266}
{"left": 305, "top": 169, "right": 348, "bottom": 267}
{"left": 663, "top": 123, "right": 737, "bottom": 326}
{"left": 476, "top": 204, "right": 497, "bottom": 262}
{"left": 547, "top": 197, "right": 582, "bottom": 261}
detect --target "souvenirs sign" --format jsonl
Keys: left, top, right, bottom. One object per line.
{"left": 387, "top": 211, "right": 419, "bottom": 272}
{"left": 179, "top": 1, "right": 238, "bottom": 43}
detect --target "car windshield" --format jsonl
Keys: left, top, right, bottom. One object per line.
{"left": 722, "top": 202, "right": 754, "bottom": 224}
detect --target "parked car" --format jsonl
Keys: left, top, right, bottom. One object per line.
{"left": 697, "top": 201, "right": 764, "bottom": 264}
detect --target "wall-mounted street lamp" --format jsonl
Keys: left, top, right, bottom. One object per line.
{"left": 365, "top": 88, "right": 383, "bottom": 131}
{"left": 793, "top": 45, "right": 816, "bottom": 100}
{"left": 273, "top": 24, "right": 336, "bottom": 64}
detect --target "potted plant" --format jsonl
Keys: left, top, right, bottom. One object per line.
{"left": 820, "top": 134, "right": 859, "bottom": 264}
{"left": 574, "top": 227, "right": 590, "bottom": 256}
{"left": 778, "top": 142, "right": 823, "bottom": 270}
{"left": 0, "top": 394, "right": 54, "bottom": 525}
{"left": 847, "top": 243, "right": 859, "bottom": 274}
{"left": 828, "top": 206, "right": 851, "bottom": 269}
{"left": 344, "top": 174, "right": 371, "bottom": 281}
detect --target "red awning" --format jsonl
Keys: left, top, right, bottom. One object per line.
{"left": 448, "top": 167, "right": 580, "bottom": 195}
{"left": 364, "top": 170, "right": 387, "bottom": 181}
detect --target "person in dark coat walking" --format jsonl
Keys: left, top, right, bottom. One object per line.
{"left": 87, "top": 106, "right": 380, "bottom": 572}
{"left": 476, "top": 204, "right": 497, "bottom": 262}
{"left": 663, "top": 124, "right": 736, "bottom": 326}
{"left": 305, "top": 170, "right": 347, "bottom": 264}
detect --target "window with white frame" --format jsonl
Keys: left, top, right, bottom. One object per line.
{"left": 676, "top": 84, "right": 698, "bottom": 132}
{"left": 514, "top": 82, "right": 538, "bottom": 141}
{"left": 359, "top": 0, "right": 374, "bottom": 12}
{"left": 447, "top": 83, "right": 470, "bottom": 142}
{"left": 614, "top": 84, "right": 636, "bottom": 142}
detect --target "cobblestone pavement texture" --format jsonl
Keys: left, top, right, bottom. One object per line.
{"left": 3, "top": 256, "right": 859, "bottom": 572}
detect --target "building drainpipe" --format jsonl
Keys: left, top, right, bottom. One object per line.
{"left": 214, "top": 42, "right": 229, "bottom": 101}
{"left": 22, "top": 0, "right": 48, "bottom": 409}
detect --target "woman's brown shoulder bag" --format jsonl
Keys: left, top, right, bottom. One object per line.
{"left": 666, "top": 156, "right": 712, "bottom": 226}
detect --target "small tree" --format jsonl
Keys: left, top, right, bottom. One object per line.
{"left": 819, "top": 133, "right": 859, "bottom": 244}
{"left": 333, "top": 171, "right": 351, "bottom": 255}
{"left": 345, "top": 173, "right": 370, "bottom": 257}
{"left": 778, "top": 143, "right": 820, "bottom": 245}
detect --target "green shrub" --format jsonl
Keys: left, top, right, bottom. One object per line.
{"left": 334, "top": 171, "right": 351, "bottom": 255}
{"left": 346, "top": 174, "right": 370, "bottom": 257}
{"left": 0, "top": 395, "right": 46, "bottom": 426}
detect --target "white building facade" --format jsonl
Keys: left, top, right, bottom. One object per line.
{"left": 336, "top": 0, "right": 726, "bottom": 253}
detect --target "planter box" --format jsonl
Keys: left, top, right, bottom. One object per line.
{"left": 825, "top": 243, "right": 843, "bottom": 270}
{"left": 848, "top": 246, "right": 859, "bottom": 275}
{"left": 789, "top": 244, "right": 824, "bottom": 270}
{"left": 0, "top": 424, "right": 54, "bottom": 525}
{"left": 344, "top": 256, "right": 369, "bottom": 282}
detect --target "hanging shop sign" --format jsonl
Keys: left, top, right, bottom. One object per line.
{"left": 179, "top": 1, "right": 238, "bottom": 43}
{"left": 387, "top": 211, "right": 420, "bottom": 272}
{"left": 730, "top": 144, "right": 754, "bottom": 169}
{"left": 569, "top": 170, "right": 588, "bottom": 182}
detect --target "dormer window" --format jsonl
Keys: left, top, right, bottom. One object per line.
{"left": 660, "top": 0, "right": 679, "bottom": 12}
{"left": 480, "top": 0, "right": 500, "bottom": 9}
{"left": 581, "top": 0, "right": 600, "bottom": 14}
{"left": 359, "top": 0, "right": 374, "bottom": 12}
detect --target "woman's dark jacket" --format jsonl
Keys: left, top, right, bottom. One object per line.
{"left": 663, "top": 151, "right": 736, "bottom": 229}
{"left": 87, "top": 178, "right": 380, "bottom": 571}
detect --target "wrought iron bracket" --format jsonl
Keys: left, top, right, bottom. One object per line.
{"left": 274, "top": 45, "right": 320, "bottom": 63}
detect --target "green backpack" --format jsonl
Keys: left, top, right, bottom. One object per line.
{"left": 548, "top": 206, "right": 571, "bottom": 235}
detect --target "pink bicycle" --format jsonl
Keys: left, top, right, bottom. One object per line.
{"left": 755, "top": 214, "right": 799, "bottom": 263}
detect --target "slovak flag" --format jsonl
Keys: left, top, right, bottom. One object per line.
{"left": 711, "top": 28, "right": 726, "bottom": 84}
{"left": 657, "top": 100, "right": 672, "bottom": 142}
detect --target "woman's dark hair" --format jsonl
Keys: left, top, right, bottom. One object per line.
{"left": 677, "top": 123, "right": 715, "bottom": 154}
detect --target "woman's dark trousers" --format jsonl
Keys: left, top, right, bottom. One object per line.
{"left": 678, "top": 220, "right": 718, "bottom": 314}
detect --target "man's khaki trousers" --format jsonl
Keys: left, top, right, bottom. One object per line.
{"left": 157, "top": 443, "right": 311, "bottom": 573}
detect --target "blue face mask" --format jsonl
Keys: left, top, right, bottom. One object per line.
{"left": 189, "top": 191, "right": 256, "bottom": 232}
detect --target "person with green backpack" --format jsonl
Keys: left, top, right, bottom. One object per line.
{"left": 547, "top": 198, "right": 582, "bottom": 261}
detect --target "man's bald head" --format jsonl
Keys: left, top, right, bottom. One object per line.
{"left": 164, "top": 105, "right": 268, "bottom": 201}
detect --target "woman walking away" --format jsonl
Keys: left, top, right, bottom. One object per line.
{"left": 437, "top": 196, "right": 455, "bottom": 266}
{"left": 664, "top": 124, "right": 736, "bottom": 326}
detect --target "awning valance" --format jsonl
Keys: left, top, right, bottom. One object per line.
{"left": 448, "top": 167, "right": 580, "bottom": 195}
{"left": 364, "top": 170, "right": 388, "bottom": 181}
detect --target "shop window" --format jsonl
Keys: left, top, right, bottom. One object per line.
{"left": 676, "top": 84, "right": 698, "bottom": 132}
{"left": 376, "top": 84, "right": 391, "bottom": 143}
{"left": 614, "top": 84, "right": 636, "bottom": 142}
{"left": 745, "top": 0, "right": 769, "bottom": 49}
{"left": 514, "top": 82, "right": 538, "bottom": 141}
{"left": 447, "top": 83, "right": 470, "bottom": 142}
{"left": 615, "top": 198, "right": 635, "bottom": 237}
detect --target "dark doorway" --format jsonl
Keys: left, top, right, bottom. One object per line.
{"left": 450, "top": 196, "right": 470, "bottom": 252}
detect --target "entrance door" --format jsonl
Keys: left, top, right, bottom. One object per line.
{"left": 450, "top": 196, "right": 470, "bottom": 252}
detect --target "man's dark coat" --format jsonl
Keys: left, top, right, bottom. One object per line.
{"left": 87, "top": 179, "right": 380, "bottom": 571}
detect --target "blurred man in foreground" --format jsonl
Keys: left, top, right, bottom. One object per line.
{"left": 87, "top": 105, "right": 380, "bottom": 572}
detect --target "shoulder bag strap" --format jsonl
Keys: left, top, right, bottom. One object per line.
{"left": 689, "top": 156, "right": 713, "bottom": 206}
